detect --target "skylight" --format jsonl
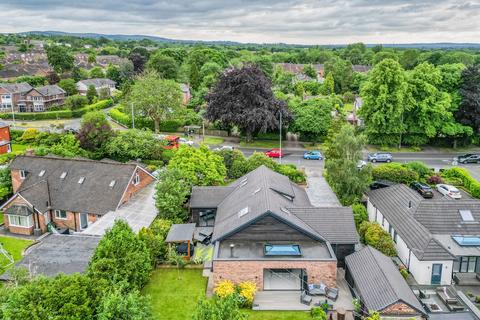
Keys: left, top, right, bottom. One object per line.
{"left": 459, "top": 210, "right": 474, "bottom": 222}
{"left": 264, "top": 244, "right": 301, "bottom": 256}
{"left": 281, "top": 207, "right": 291, "bottom": 214}
{"left": 78, "top": 177, "right": 85, "bottom": 184}
{"left": 237, "top": 207, "right": 249, "bottom": 218}
{"left": 240, "top": 178, "right": 248, "bottom": 187}
{"left": 109, "top": 180, "right": 116, "bottom": 188}
{"left": 453, "top": 236, "right": 480, "bottom": 246}
{"left": 60, "top": 172, "right": 67, "bottom": 179}
{"left": 38, "top": 170, "right": 45, "bottom": 177}
{"left": 252, "top": 188, "right": 261, "bottom": 195}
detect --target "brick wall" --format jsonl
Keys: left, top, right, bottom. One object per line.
{"left": 52, "top": 210, "right": 78, "bottom": 231}
{"left": 212, "top": 260, "right": 337, "bottom": 290}
{"left": 119, "top": 167, "right": 154, "bottom": 205}
{"left": 381, "top": 302, "right": 417, "bottom": 315}
{"left": 3, "top": 196, "right": 34, "bottom": 235}
{"left": 11, "top": 169, "right": 24, "bottom": 193}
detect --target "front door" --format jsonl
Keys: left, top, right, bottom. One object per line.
{"left": 431, "top": 264, "right": 443, "bottom": 285}
{"left": 79, "top": 213, "right": 88, "bottom": 230}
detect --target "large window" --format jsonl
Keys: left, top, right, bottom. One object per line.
{"left": 8, "top": 215, "right": 33, "bottom": 228}
{"left": 264, "top": 244, "right": 302, "bottom": 256}
{"left": 54, "top": 210, "right": 67, "bottom": 219}
{"left": 453, "top": 256, "right": 479, "bottom": 273}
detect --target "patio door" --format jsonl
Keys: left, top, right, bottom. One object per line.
{"left": 79, "top": 213, "right": 88, "bottom": 230}
{"left": 431, "top": 264, "right": 442, "bottom": 285}
{"left": 264, "top": 269, "right": 302, "bottom": 291}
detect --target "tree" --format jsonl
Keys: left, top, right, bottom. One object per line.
{"left": 86, "top": 84, "right": 98, "bottom": 104}
{"left": 324, "top": 58, "right": 353, "bottom": 93}
{"left": 324, "top": 124, "right": 372, "bottom": 205}
{"left": 125, "top": 71, "right": 183, "bottom": 133}
{"left": 359, "top": 59, "right": 408, "bottom": 146}
{"left": 128, "top": 52, "right": 147, "bottom": 73}
{"left": 289, "top": 98, "right": 334, "bottom": 142}
{"left": 168, "top": 145, "right": 226, "bottom": 186}
{"left": 88, "top": 52, "right": 97, "bottom": 64}
{"left": 147, "top": 53, "right": 179, "bottom": 80}
{"left": 138, "top": 219, "right": 172, "bottom": 262}
{"left": 372, "top": 51, "right": 398, "bottom": 65}
{"left": 97, "top": 289, "right": 153, "bottom": 320}
{"left": 106, "top": 64, "right": 121, "bottom": 85}
{"left": 90, "top": 66, "right": 105, "bottom": 78}
{"left": 155, "top": 168, "right": 191, "bottom": 221}
{"left": 456, "top": 65, "right": 480, "bottom": 135}
{"left": 358, "top": 222, "right": 397, "bottom": 256}
{"left": 303, "top": 64, "right": 317, "bottom": 78}
{"left": 321, "top": 72, "right": 334, "bottom": 95}
{"left": 189, "top": 62, "right": 202, "bottom": 90}
{"left": 58, "top": 78, "right": 78, "bottom": 96}
{"left": 206, "top": 65, "right": 291, "bottom": 142}
{"left": 45, "top": 71, "right": 60, "bottom": 84}
{"left": 46, "top": 45, "right": 74, "bottom": 74}
{"left": 65, "top": 94, "right": 88, "bottom": 110}
{"left": 15, "top": 75, "right": 46, "bottom": 87}
{"left": 118, "top": 61, "right": 135, "bottom": 85}
{"left": 88, "top": 220, "right": 152, "bottom": 292}
{"left": 192, "top": 296, "right": 247, "bottom": 320}
{"left": 400, "top": 49, "right": 420, "bottom": 70}
{"left": 76, "top": 111, "right": 114, "bottom": 154}
{"left": 105, "top": 129, "right": 165, "bottom": 162}
{"left": 48, "top": 134, "right": 88, "bottom": 158}
{"left": 72, "top": 66, "right": 89, "bottom": 82}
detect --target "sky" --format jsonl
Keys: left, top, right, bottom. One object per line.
{"left": 1, "top": 0, "right": 480, "bottom": 45}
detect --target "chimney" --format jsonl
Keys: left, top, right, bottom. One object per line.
{"left": 229, "top": 244, "right": 235, "bottom": 258}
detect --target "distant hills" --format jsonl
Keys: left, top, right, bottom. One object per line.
{"left": 12, "top": 31, "right": 480, "bottom": 49}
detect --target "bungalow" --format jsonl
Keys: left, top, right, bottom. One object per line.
{"left": 190, "top": 165, "right": 358, "bottom": 291}
{"left": 366, "top": 184, "right": 480, "bottom": 286}
{"left": 76, "top": 78, "right": 116, "bottom": 96}
{"left": 0, "top": 155, "right": 155, "bottom": 236}
{"left": 345, "top": 246, "right": 427, "bottom": 319}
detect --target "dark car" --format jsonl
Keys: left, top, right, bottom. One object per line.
{"left": 410, "top": 181, "right": 434, "bottom": 198}
{"left": 455, "top": 154, "right": 480, "bottom": 164}
{"left": 367, "top": 152, "right": 393, "bottom": 163}
{"left": 370, "top": 180, "right": 395, "bottom": 190}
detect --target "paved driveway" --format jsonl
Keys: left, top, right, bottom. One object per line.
{"left": 304, "top": 166, "right": 341, "bottom": 207}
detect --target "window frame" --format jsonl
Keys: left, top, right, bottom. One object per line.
{"left": 8, "top": 214, "right": 33, "bottom": 228}
{"left": 19, "top": 170, "right": 26, "bottom": 179}
{"left": 54, "top": 209, "right": 68, "bottom": 220}
{"left": 133, "top": 173, "right": 140, "bottom": 185}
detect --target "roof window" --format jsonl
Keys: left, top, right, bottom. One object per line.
{"left": 240, "top": 178, "right": 248, "bottom": 187}
{"left": 39, "top": 170, "right": 45, "bottom": 177}
{"left": 264, "top": 244, "right": 301, "bottom": 256}
{"left": 60, "top": 172, "right": 67, "bottom": 179}
{"left": 252, "top": 188, "right": 261, "bottom": 195}
{"left": 109, "top": 180, "right": 116, "bottom": 188}
{"left": 459, "top": 210, "right": 474, "bottom": 222}
{"left": 78, "top": 177, "right": 85, "bottom": 184}
{"left": 280, "top": 207, "right": 291, "bottom": 214}
{"left": 453, "top": 236, "right": 480, "bottom": 246}
{"left": 237, "top": 207, "right": 249, "bottom": 218}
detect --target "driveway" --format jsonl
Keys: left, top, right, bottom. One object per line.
{"left": 304, "top": 166, "right": 341, "bottom": 207}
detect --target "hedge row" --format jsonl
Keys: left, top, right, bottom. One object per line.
{"left": 441, "top": 167, "right": 480, "bottom": 198}
{"left": 108, "top": 106, "right": 182, "bottom": 132}
{"left": 0, "top": 99, "right": 114, "bottom": 120}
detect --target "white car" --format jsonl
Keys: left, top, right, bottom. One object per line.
{"left": 178, "top": 138, "right": 194, "bottom": 146}
{"left": 357, "top": 160, "right": 367, "bottom": 169}
{"left": 214, "top": 146, "right": 234, "bottom": 152}
{"left": 436, "top": 184, "right": 462, "bottom": 199}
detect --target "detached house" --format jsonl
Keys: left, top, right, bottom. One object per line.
{"left": 0, "top": 83, "right": 65, "bottom": 112}
{"left": 366, "top": 184, "right": 480, "bottom": 285}
{"left": 189, "top": 165, "right": 358, "bottom": 291}
{"left": 0, "top": 82, "right": 33, "bottom": 112}
{"left": 0, "top": 156, "right": 155, "bottom": 236}
{"left": 76, "top": 78, "right": 116, "bottom": 96}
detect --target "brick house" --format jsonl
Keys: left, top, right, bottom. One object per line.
{"left": 0, "top": 121, "right": 11, "bottom": 154}
{"left": 0, "top": 82, "right": 33, "bottom": 112}
{"left": 0, "top": 155, "right": 155, "bottom": 236}
{"left": 345, "top": 246, "right": 427, "bottom": 319}
{"left": 18, "top": 85, "right": 66, "bottom": 112}
{"left": 189, "top": 165, "right": 358, "bottom": 291}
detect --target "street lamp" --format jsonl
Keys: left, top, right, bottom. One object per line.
{"left": 131, "top": 102, "right": 135, "bottom": 129}
{"left": 279, "top": 111, "right": 282, "bottom": 164}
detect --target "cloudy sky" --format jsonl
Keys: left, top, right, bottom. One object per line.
{"left": 1, "top": 0, "right": 480, "bottom": 45}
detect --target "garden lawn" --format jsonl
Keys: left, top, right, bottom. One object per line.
{"left": 11, "top": 144, "right": 28, "bottom": 152}
{"left": 239, "top": 140, "right": 281, "bottom": 149}
{"left": 246, "top": 310, "right": 311, "bottom": 320}
{"left": 203, "top": 136, "right": 225, "bottom": 145}
{"left": 0, "top": 236, "right": 33, "bottom": 274}
{"left": 143, "top": 268, "right": 207, "bottom": 320}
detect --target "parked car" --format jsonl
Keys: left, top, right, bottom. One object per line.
{"left": 370, "top": 180, "right": 395, "bottom": 190}
{"left": 178, "top": 138, "right": 194, "bottom": 146}
{"left": 303, "top": 150, "right": 323, "bottom": 160}
{"left": 367, "top": 152, "right": 393, "bottom": 163}
{"left": 357, "top": 160, "right": 367, "bottom": 169}
{"left": 410, "top": 182, "right": 434, "bottom": 198}
{"left": 214, "top": 146, "right": 234, "bottom": 152}
{"left": 455, "top": 154, "right": 480, "bottom": 164}
{"left": 436, "top": 184, "right": 462, "bottom": 199}
{"left": 265, "top": 148, "right": 284, "bottom": 158}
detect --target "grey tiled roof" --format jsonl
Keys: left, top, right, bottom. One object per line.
{"left": 0, "top": 82, "right": 33, "bottom": 94}
{"left": 166, "top": 223, "right": 196, "bottom": 242}
{"left": 9, "top": 156, "right": 143, "bottom": 215}
{"left": 35, "top": 84, "right": 65, "bottom": 96}
{"left": 77, "top": 78, "right": 116, "bottom": 87}
{"left": 211, "top": 165, "right": 320, "bottom": 241}
{"left": 190, "top": 186, "right": 234, "bottom": 208}
{"left": 367, "top": 184, "right": 453, "bottom": 261}
{"left": 289, "top": 207, "right": 359, "bottom": 244}
{"left": 345, "top": 246, "right": 426, "bottom": 315}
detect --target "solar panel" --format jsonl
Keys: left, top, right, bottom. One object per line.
{"left": 459, "top": 210, "right": 474, "bottom": 222}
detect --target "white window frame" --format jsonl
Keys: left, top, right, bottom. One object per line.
{"left": 20, "top": 170, "right": 26, "bottom": 179}
{"left": 8, "top": 214, "right": 33, "bottom": 228}
{"left": 33, "top": 104, "right": 44, "bottom": 112}
{"left": 133, "top": 174, "right": 140, "bottom": 186}
{"left": 54, "top": 209, "right": 68, "bottom": 220}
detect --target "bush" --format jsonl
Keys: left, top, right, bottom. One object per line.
{"left": 400, "top": 267, "right": 409, "bottom": 280}
{"left": 214, "top": 280, "right": 236, "bottom": 298}
{"left": 275, "top": 164, "right": 306, "bottom": 184}
{"left": 427, "top": 174, "right": 444, "bottom": 185}
{"left": 405, "top": 161, "right": 432, "bottom": 180}
{"left": 311, "top": 307, "right": 327, "bottom": 320}
{"left": 358, "top": 221, "right": 397, "bottom": 256}
{"left": 352, "top": 203, "right": 368, "bottom": 229}
{"left": 238, "top": 281, "right": 256, "bottom": 308}
{"left": 65, "top": 94, "right": 89, "bottom": 110}
{"left": 441, "top": 167, "right": 480, "bottom": 198}
{"left": 20, "top": 128, "right": 40, "bottom": 142}
{"left": 372, "top": 163, "right": 419, "bottom": 184}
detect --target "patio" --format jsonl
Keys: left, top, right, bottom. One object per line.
{"left": 252, "top": 269, "right": 354, "bottom": 313}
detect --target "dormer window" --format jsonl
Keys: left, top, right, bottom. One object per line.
{"left": 39, "top": 170, "right": 45, "bottom": 177}
{"left": 20, "top": 170, "right": 26, "bottom": 179}
{"left": 133, "top": 174, "right": 140, "bottom": 185}
{"left": 78, "top": 177, "right": 85, "bottom": 184}
{"left": 60, "top": 172, "right": 67, "bottom": 179}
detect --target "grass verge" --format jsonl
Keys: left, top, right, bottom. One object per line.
{"left": 239, "top": 140, "right": 281, "bottom": 149}
{"left": 246, "top": 310, "right": 311, "bottom": 320}
{"left": 203, "top": 136, "right": 225, "bottom": 145}
{"left": 0, "top": 236, "right": 33, "bottom": 274}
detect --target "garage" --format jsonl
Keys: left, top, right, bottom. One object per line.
{"left": 263, "top": 269, "right": 305, "bottom": 291}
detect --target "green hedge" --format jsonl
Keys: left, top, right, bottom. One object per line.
{"left": 372, "top": 163, "right": 419, "bottom": 184}
{"left": 0, "top": 99, "right": 114, "bottom": 120}
{"left": 441, "top": 167, "right": 480, "bottom": 198}
{"left": 108, "top": 106, "right": 182, "bottom": 132}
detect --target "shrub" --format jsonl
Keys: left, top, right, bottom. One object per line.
{"left": 405, "top": 161, "right": 432, "bottom": 179}
{"left": 214, "top": 280, "right": 236, "bottom": 298}
{"left": 372, "top": 163, "right": 419, "bottom": 184}
{"left": 427, "top": 174, "right": 444, "bottom": 185}
{"left": 400, "top": 268, "right": 409, "bottom": 280}
{"left": 20, "top": 128, "right": 39, "bottom": 142}
{"left": 238, "top": 281, "right": 256, "bottom": 308}
{"left": 311, "top": 307, "right": 327, "bottom": 320}
{"left": 441, "top": 167, "right": 480, "bottom": 198}
{"left": 352, "top": 203, "right": 368, "bottom": 229}
{"left": 275, "top": 164, "right": 306, "bottom": 184}
{"left": 359, "top": 221, "right": 397, "bottom": 256}
{"left": 65, "top": 94, "right": 89, "bottom": 110}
